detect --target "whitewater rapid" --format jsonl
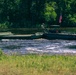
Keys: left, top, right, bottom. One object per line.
{"left": 0, "top": 39, "right": 76, "bottom": 54}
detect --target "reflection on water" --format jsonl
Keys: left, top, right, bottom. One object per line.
{"left": 0, "top": 39, "right": 76, "bottom": 54}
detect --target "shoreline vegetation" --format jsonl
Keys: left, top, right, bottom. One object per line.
{"left": 0, "top": 27, "right": 76, "bottom": 34}
{"left": 0, "top": 50, "right": 76, "bottom": 75}
{"left": 0, "top": 0, "right": 76, "bottom": 28}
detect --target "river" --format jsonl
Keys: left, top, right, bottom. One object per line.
{"left": 0, "top": 39, "right": 76, "bottom": 55}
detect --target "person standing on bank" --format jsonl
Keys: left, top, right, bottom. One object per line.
{"left": 41, "top": 23, "right": 45, "bottom": 29}
{"left": 41, "top": 23, "right": 47, "bottom": 33}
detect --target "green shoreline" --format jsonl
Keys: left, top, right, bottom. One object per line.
{"left": 0, "top": 51, "right": 76, "bottom": 75}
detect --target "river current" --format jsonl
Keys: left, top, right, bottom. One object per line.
{"left": 0, "top": 39, "right": 76, "bottom": 55}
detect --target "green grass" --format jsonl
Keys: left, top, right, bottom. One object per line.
{"left": 0, "top": 52, "right": 76, "bottom": 75}
{"left": 60, "top": 27, "right": 76, "bottom": 33}
{"left": 1, "top": 27, "right": 76, "bottom": 34}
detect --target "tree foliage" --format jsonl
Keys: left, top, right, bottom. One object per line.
{"left": 0, "top": 0, "right": 76, "bottom": 28}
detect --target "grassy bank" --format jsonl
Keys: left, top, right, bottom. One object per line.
{"left": 0, "top": 53, "right": 76, "bottom": 75}
{"left": 1, "top": 27, "right": 76, "bottom": 34}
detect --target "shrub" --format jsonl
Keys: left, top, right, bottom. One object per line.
{"left": 0, "top": 49, "right": 3, "bottom": 56}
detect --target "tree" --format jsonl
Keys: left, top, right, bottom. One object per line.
{"left": 44, "top": 1, "right": 57, "bottom": 25}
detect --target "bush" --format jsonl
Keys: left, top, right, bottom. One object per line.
{"left": 0, "top": 49, "right": 3, "bottom": 56}
{"left": 0, "top": 22, "right": 8, "bottom": 29}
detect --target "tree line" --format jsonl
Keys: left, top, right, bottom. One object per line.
{"left": 0, "top": 0, "right": 76, "bottom": 28}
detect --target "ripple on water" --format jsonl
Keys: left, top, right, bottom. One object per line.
{"left": 0, "top": 39, "right": 76, "bottom": 54}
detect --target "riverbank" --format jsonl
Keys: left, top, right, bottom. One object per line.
{"left": 0, "top": 51, "right": 76, "bottom": 75}
{"left": 0, "top": 27, "right": 76, "bottom": 34}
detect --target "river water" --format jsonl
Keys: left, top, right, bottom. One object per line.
{"left": 0, "top": 39, "right": 76, "bottom": 55}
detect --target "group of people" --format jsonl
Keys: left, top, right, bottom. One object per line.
{"left": 41, "top": 23, "right": 61, "bottom": 33}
